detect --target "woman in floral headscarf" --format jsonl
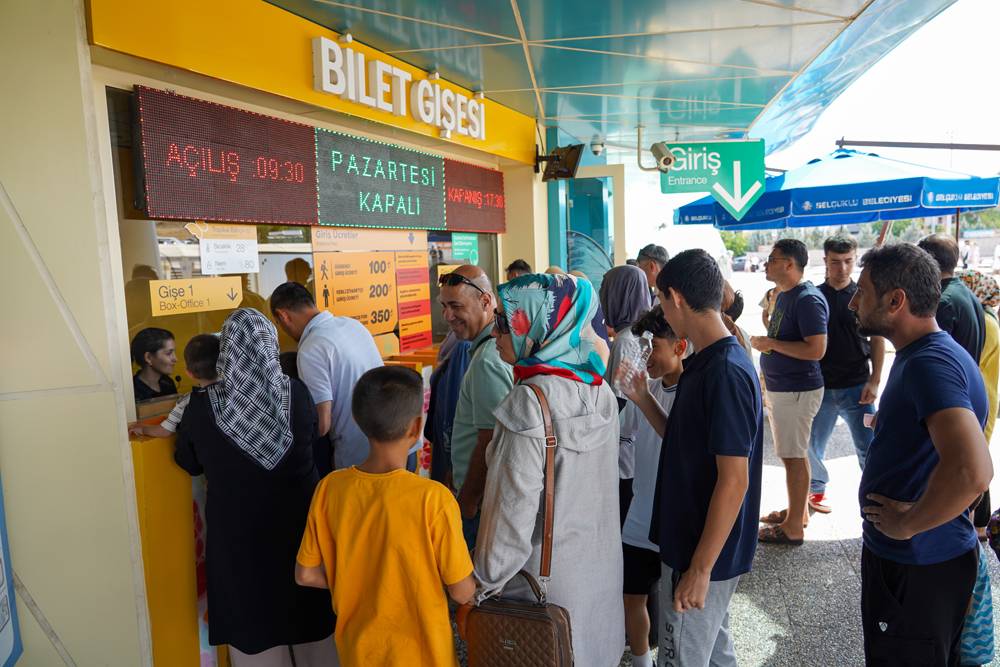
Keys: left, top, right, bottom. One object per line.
{"left": 958, "top": 269, "right": 1000, "bottom": 536}
{"left": 473, "top": 273, "right": 624, "bottom": 667}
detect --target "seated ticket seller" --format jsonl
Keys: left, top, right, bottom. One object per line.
{"left": 131, "top": 327, "right": 178, "bottom": 402}
{"left": 295, "top": 366, "right": 474, "bottom": 666}
{"left": 130, "top": 334, "right": 220, "bottom": 439}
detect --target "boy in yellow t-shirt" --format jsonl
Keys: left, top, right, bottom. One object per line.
{"left": 296, "top": 366, "right": 475, "bottom": 666}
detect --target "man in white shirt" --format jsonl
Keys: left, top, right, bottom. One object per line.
{"left": 271, "top": 281, "right": 383, "bottom": 472}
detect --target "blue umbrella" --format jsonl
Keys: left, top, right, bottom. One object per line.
{"left": 674, "top": 149, "right": 1000, "bottom": 230}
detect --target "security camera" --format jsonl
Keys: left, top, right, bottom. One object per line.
{"left": 590, "top": 138, "right": 605, "bottom": 157}
{"left": 650, "top": 142, "right": 675, "bottom": 173}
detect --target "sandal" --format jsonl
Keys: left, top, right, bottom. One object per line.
{"left": 808, "top": 498, "right": 832, "bottom": 514}
{"left": 808, "top": 493, "right": 832, "bottom": 514}
{"left": 759, "top": 509, "right": 786, "bottom": 524}
{"left": 758, "top": 524, "right": 804, "bottom": 545}
{"left": 759, "top": 509, "right": 807, "bottom": 527}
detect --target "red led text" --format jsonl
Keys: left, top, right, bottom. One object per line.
{"left": 446, "top": 186, "right": 505, "bottom": 209}
{"left": 256, "top": 156, "right": 306, "bottom": 183}
{"left": 166, "top": 143, "right": 240, "bottom": 183}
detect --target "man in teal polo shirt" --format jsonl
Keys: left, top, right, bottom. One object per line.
{"left": 438, "top": 265, "right": 513, "bottom": 548}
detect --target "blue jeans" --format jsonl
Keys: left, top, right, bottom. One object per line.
{"left": 808, "top": 382, "right": 875, "bottom": 494}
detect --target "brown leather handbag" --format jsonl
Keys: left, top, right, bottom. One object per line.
{"left": 464, "top": 383, "right": 574, "bottom": 666}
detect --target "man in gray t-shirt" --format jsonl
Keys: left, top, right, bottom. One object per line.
{"left": 271, "top": 282, "right": 383, "bottom": 472}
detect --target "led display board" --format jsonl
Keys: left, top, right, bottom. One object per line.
{"left": 134, "top": 87, "right": 506, "bottom": 233}
{"left": 135, "top": 86, "right": 318, "bottom": 225}
{"left": 444, "top": 159, "right": 506, "bottom": 232}
{"left": 316, "top": 129, "right": 444, "bottom": 229}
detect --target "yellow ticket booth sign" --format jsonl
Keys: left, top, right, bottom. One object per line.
{"left": 149, "top": 277, "right": 244, "bottom": 316}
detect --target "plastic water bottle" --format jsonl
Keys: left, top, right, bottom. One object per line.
{"left": 615, "top": 331, "right": 654, "bottom": 392}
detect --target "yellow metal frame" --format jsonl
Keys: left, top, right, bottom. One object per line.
{"left": 130, "top": 435, "right": 203, "bottom": 665}
{"left": 87, "top": 0, "right": 536, "bottom": 164}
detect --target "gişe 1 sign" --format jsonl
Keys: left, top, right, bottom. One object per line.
{"left": 312, "top": 37, "right": 486, "bottom": 141}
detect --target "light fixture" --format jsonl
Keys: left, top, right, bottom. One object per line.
{"left": 339, "top": 32, "right": 353, "bottom": 44}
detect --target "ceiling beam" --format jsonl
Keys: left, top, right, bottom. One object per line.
{"left": 531, "top": 19, "right": 844, "bottom": 44}
{"left": 508, "top": 0, "right": 545, "bottom": 120}
{"left": 312, "top": 0, "right": 519, "bottom": 42}
{"left": 530, "top": 42, "right": 799, "bottom": 76}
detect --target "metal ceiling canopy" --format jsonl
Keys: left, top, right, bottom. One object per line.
{"left": 267, "top": 0, "right": 956, "bottom": 155}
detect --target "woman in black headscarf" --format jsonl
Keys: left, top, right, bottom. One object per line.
{"left": 174, "top": 308, "right": 335, "bottom": 666}
{"left": 599, "top": 264, "right": 654, "bottom": 525}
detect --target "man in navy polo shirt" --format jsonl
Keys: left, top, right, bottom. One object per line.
{"left": 751, "top": 239, "right": 828, "bottom": 545}
{"left": 852, "top": 243, "right": 991, "bottom": 665}
{"left": 647, "top": 249, "right": 763, "bottom": 666}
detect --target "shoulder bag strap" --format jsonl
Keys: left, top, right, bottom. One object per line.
{"left": 525, "top": 383, "right": 556, "bottom": 578}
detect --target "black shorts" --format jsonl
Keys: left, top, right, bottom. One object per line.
{"left": 623, "top": 542, "right": 661, "bottom": 595}
{"left": 861, "top": 545, "right": 977, "bottom": 666}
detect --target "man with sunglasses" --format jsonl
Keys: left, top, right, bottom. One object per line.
{"left": 438, "top": 265, "right": 513, "bottom": 549}
{"left": 751, "top": 239, "right": 828, "bottom": 545}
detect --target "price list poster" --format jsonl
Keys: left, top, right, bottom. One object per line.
{"left": 396, "top": 252, "right": 433, "bottom": 352}
{"left": 313, "top": 252, "right": 398, "bottom": 336}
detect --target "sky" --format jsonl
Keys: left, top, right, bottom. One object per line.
{"left": 767, "top": 0, "right": 1000, "bottom": 177}
{"left": 622, "top": 0, "right": 1000, "bottom": 256}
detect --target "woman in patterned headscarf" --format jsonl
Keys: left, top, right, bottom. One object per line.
{"left": 174, "top": 309, "right": 336, "bottom": 666}
{"left": 473, "top": 273, "right": 624, "bottom": 667}
{"left": 957, "top": 270, "right": 1000, "bottom": 537}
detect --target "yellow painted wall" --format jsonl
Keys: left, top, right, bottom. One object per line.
{"left": 130, "top": 436, "right": 202, "bottom": 665}
{"left": 0, "top": 0, "right": 148, "bottom": 664}
{"left": 499, "top": 164, "right": 550, "bottom": 275}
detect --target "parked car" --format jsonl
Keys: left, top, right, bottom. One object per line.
{"left": 733, "top": 254, "right": 761, "bottom": 272}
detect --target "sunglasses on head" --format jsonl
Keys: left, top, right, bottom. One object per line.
{"left": 494, "top": 308, "right": 510, "bottom": 335}
{"left": 438, "top": 272, "right": 487, "bottom": 296}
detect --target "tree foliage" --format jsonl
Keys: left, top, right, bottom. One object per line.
{"left": 720, "top": 230, "right": 748, "bottom": 256}
{"left": 724, "top": 207, "right": 1000, "bottom": 252}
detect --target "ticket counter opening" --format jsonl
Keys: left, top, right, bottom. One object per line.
{"left": 106, "top": 86, "right": 502, "bottom": 418}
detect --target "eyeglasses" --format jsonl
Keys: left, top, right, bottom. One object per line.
{"left": 438, "top": 272, "right": 487, "bottom": 296}
{"left": 494, "top": 308, "right": 511, "bottom": 335}
{"left": 765, "top": 255, "right": 787, "bottom": 264}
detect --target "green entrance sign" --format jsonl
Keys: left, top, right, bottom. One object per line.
{"left": 660, "top": 140, "right": 765, "bottom": 220}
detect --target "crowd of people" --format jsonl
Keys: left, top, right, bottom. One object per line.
{"left": 127, "top": 232, "right": 998, "bottom": 666}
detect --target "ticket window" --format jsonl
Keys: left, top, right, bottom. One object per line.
{"left": 107, "top": 83, "right": 502, "bottom": 411}
{"left": 427, "top": 231, "right": 499, "bottom": 341}
{"left": 107, "top": 87, "right": 310, "bottom": 409}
